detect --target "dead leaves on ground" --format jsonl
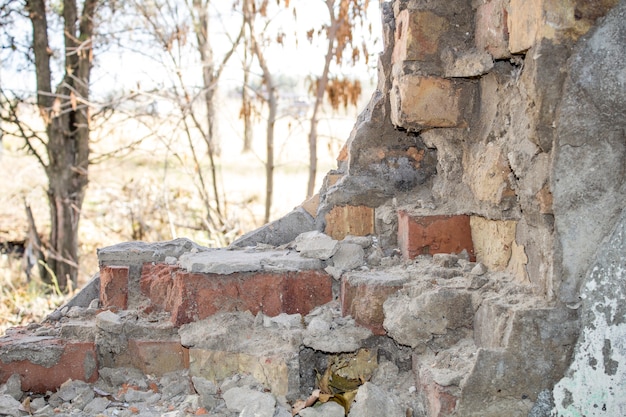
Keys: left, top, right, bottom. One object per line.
{"left": 292, "top": 348, "right": 377, "bottom": 416}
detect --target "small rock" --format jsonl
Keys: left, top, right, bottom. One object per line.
{"left": 347, "top": 383, "right": 404, "bottom": 417}
{"left": 331, "top": 243, "right": 365, "bottom": 271}
{"left": 467, "top": 275, "right": 490, "bottom": 290}
{"left": 342, "top": 235, "right": 372, "bottom": 248}
{"left": 432, "top": 253, "right": 458, "bottom": 268}
{"left": 192, "top": 377, "right": 219, "bottom": 410}
{"left": 57, "top": 379, "right": 92, "bottom": 403}
{"left": 88, "top": 298, "right": 100, "bottom": 309}
{"left": 83, "top": 396, "right": 110, "bottom": 414}
{"left": 223, "top": 387, "right": 276, "bottom": 417}
{"left": 180, "top": 394, "right": 200, "bottom": 410}
{"left": 70, "top": 386, "right": 95, "bottom": 410}
{"left": 303, "top": 324, "right": 372, "bottom": 353}
{"left": 295, "top": 231, "right": 338, "bottom": 260}
{"left": 98, "top": 367, "right": 148, "bottom": 390}
{"left": 160, "top": 371, "right": 191, "bottom": 401}
{"left": 30, "top": 396, "right": 48, "bottom": 412}
{"left": 299, "top": 400, "right": 345, "bottom": 417}
{"left": 96, "top": 310, "right": 123, "bottom": 334}
{"left": 123, "top": 388, "right": 160, "bottom": 403}
{"left": 45, "top": 310, "right": 63, "bottom": 322}
{"left": 324, "top": 265, "right": 343, "bottom": 280}
{"left": 66, "top": 306, "right": 86, "bottom": 318}
{"left": 307, "top": 316, "right": 331, "bottom": 333}
{"left": 0, "top": 374, "right": 22, "bottom": 400}
{"left": 470, "top": 262, "right": 488, "bottom": 276}
{"left": 442, "top": 47, "right": 494, "bottom": 77}
{"left": 262, "top": 313, "right": 303, "bottom": 330}
{"left": 274, "top": 405, "right": 292, "bottom": 417}
{"left": 0, "top": 394, "right": 21, "bottom": 417}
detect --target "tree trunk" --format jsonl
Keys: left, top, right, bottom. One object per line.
{"left": 243, "top": 0, "right": 277, "bottom": 223}
{"left": 241, "top": 40, "right": 253, "bottom": 153}
{"left": 192, "top": 0, "right": 223, "bottom": 219}
{"left": 27, "top": 0, "right": 97, "bottom": 290}
{"left": 306, "top": 1, "right": 339, "bottom": 198}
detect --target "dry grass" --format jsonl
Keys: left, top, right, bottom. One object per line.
{"left": 0, "top": 95, "right": 368, "bottom": 333}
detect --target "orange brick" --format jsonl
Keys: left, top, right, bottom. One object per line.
{"left": 341, "top": 272, "right": 407, "bottom": 335}
{"left": 475, "top": 0, "right": 510, "bottom": 59}
{"left": 0, "top": 335, "right": 97, "bottom": 393}
{"left": 392, "top": 9, "right": 449, "bottom": 64}
{"left": 397, "top": 211, "right": 474, "bottom": 260}
{"left": 100, "top": 265, "right": 129, "bottom": 309}
{"left": 508, "top": 0, "right": 542, "bottom": 53}
{"left": 140, "top": 263, "right": 178, "bottom": 310}
{"left": 167, "top": 270, "right": 332, "bottom": 326}
{"left": 300, "top": 194, "right": 320, "bottom": 218}
{"left": 324, "top": 205, "right": 375, "bottom": 240}
{"left": 390, "top": 75, "right": 474, "bottom": 130}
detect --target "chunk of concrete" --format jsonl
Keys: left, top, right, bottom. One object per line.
{"left": 96, "top": 310, "right": 123, "bottom": 334}
{"left": 0, "top": 374, "right": 21, "bottom": 400}
{"left": 331, "top": 243, "right": 365, "bottom": 271}
{"left": 230, "top": 208, "right": 316, "bottom": 248}
{"left": 178, "top": 249, "right": 322, "bottom": 275}
{"left": 347, "top": 382, "right": 404, "bottom": 417}
{"left": 299, "top": 401, "right": 345, "bottom": 417}
{"left": 0, "top": 394, "right": 22, "bottom": 417}
{"left": 223, "top": 387, "right": 276, "bottom": 417}
{"left": 98, "top": 238, "right": 208, "bottom": 265}
{"left": 295, "top": 231, "right": 339, "bottom": 260}
{"left": 383, "top": 288, "right": 473, "bottom": 349}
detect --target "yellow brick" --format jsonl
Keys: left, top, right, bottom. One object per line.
{"left": 324, "top": 205, "right": 375, "bottom": 240}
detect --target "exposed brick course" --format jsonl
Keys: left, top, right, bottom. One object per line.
{"left": 397, "top": 211, "right": 474, "bottom": 260}
{"left": 324, "top": 205, "right": 375, "bottom": 240}
{"left": 390, "top": 75, "right": 474, "bottom": 130}
{"left": 341, "top": 272, "right": 407, "bottom": 335}
{"left": 0, "top": 335, "right": 97, "bottom": 393}
{"left": 100, "top": 265, "right": 130, "bottom": 309}
{"left": 475, "top": 0, "right": 510, "bottom": 59}
{"left": 140, "top": 266, "right": 333, "bottom": 326}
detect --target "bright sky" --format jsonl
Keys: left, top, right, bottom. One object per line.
{"left": 90, "top": 0, "right": 382, "bottom": 98}
{"left": 0, "top": 1, "right": 382, "bottom": 104}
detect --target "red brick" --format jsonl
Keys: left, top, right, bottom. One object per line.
{"left": 140, "top": 263, "right": 179, "bottom": 310}
{"left": 0, "top": 334, "right": 97, "bottom": 393}
{"left": 341, "top": 272, "right": 407, "bottom": 335}
{"left": 129, "top": 339, "right": 189, "bottom": 376}
{"left": 475, "top": 0, "right": 510, "bottom": 59}
{"left": 324, "top": 205, "right": 375, "bottom": 240}
{"left": 100, "top": 265, "right": 129, "bottom": 309}
{"left": 282, "top": 270, "right": 334, "bottom": 315}
{"left": 167, "top": 270, "right": 333, "bottom": 326}
{"left": 397, "top": 211, "right": 475, "bottom": 260}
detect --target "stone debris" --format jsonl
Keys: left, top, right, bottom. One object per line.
{"left": 0, "top": 236, "right": 578, "bottom": 417}
{"left": 295, "top": 231, "right": 339, "bottom": 260}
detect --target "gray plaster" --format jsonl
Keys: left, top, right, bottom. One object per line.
{"left": 230, "top": 208, "right": 315, "bottom": 248}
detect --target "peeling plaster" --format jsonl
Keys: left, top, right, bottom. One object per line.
{"left": 552, "top": 213, "right": 626, "bottom": 416}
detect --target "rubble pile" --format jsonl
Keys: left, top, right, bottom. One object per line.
{"left": 0, "top": 233, "right": 577, "bottom": 416}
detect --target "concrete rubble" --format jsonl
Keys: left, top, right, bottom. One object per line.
{"left": 1, "top": 0, "right": 625, "bottom": 415}
{"left": 0, "top": 236, "right": 579, "bottom": 416}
